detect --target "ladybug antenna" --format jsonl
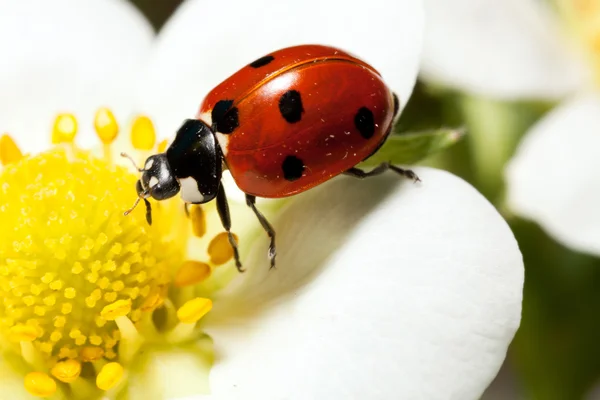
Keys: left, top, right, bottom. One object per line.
{"left": 124, "top": 190, "right": 153, "bottom": 225}
{"left": 123, "top": 197, "right": 141, "bottom": 217}
{"left": 120, "top": 152, "right": 144, "bottom": 172}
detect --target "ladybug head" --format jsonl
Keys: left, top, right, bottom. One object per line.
{"left": 137, "top": 154, "right": 181, "bottom": 201}
{"left": 121, "top": 152, "right": 181, "bottom": 225}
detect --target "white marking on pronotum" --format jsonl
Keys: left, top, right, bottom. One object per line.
{"left": 149, "top": 177, "right": 159, "bottom": 188}
{"left": 200, "top": 111, "right": 229, "bottom": 157}
{"left": 180, "top": 177, "right": 205, "bottom": 203}
{"left": 199, "top": 112, "right": 212, "bottom": 126}
{"left": 145, "top": 159, "right": 154, "bottom": 169}
{"left": 214, "top": 132, "right": 230, "bottom": 156}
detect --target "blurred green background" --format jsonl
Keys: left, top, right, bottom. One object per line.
{"left": 129, "top": 1, "right": 600, "bottom": 399}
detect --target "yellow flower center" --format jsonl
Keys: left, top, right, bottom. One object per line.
{"left": 0, "top": 146, "right": 178, "bottom": 360}
{"left": 0, "top": 110, "right": 235, "bottom": 398}
{"left": 559, "top": 0, "right": 600, "bottom": 81}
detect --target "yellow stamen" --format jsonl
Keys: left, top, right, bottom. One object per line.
{"left": 140, "top": 287, "right": 166, "bottom": 311}
{"left": 8, "top": 324, "right": 40, "bottom": 342}
{"left": 174, "top": 261, "right": 212, "bottom": 287}
{"left": 94, "top": 108, "right": 119, "bottom": 144}
{"left": 0, "top": 134, "right": 23, "bottom": 165}
{"left": 64, "top": 287, "right": 77, "bottom": 299}
{"left": 80, "top": 346, "right": 104, "bottom": 362}
{"left": 573, "top": 0, "right": 593, "bottom": 12}
{"left": 208, "top": 232, "right": 238, "bottom": 265}
{"left": 157, "top": 139, "right": 169, "bottom": 153}
{"left": 191, "top": 205, "right": 207, "bottom": 237}
{"left": 114, "top": 315, "right": 139, "bottom": 342}
{"left": 114, "top": 315, "right": 143, "bottom": 363}
{"left": 131, "top": 115, "right": 156, "bottom": 150}
{"left": 96, "top": 362, "right": 124, "bottom": 391}
{"left": 21, "top": 341, "right": 43, "bottom": 367}
{"left": 51, "top": 359, "right": 81, "bottom": 383}
{"left": 176, "top": 297, "right": 213, "bottom": 324}
{"left": 52, "top": 113, "right": 78, "bottom": 144}
{"left": 24, "top": 372, "right": 57, "bottom": 398}
{"left": 101, "top": 299, "right": 132, "bottom": 321}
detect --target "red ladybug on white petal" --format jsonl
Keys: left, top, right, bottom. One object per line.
{"left": 127, "top": 44, "right": 419, "bottom": 271}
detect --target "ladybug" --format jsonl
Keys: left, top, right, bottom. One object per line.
{"left": 127, "top": 44, "right": 418, "bottom": 271}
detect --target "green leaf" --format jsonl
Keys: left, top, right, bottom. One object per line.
{"left": 359, "top": 127, "right": 465, "bottom": 167}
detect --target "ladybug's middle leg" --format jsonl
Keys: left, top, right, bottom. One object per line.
{"left": 345, "top": 162, "right": 420, "bottom": 182}
{"left": 216, "top": 184, "right": 243, "bottom": 272}
{"left": 245, "top": 194, "right": 277, "bottom": 269}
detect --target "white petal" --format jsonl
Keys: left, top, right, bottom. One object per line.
{"left": 195, "top": 168, "right": 523, "bottom": 399}
{"left": 421, "top": 0, "right": 589, "bottom": 99}
{"left": 136, "top": 0, "right": 423, "bottom": 137}
{"left": 127, "top": 341, "right": 212, "bottom": 400}
{"left": 506, "top": 92, "right": 600, "bottom": 255}
{"left": 0, "top": 0, "right": 154, "bottom": 153}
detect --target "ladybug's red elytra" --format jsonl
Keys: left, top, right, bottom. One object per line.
{"left": 127, "top": 44, "right": 419, "bottom": 271}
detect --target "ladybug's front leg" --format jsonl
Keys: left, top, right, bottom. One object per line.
{"left": 345, "top": 162, "right": 420, "bottom": 182}
{"left": 215, "top": 184, "right": 243, "bottom": 272}
{"left": 245, "top": 194, "right": 277, "bottom": 269}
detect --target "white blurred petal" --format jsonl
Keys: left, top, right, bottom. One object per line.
{"left": 136, "top": 0, "right": 423, "bottom": 137}
{"left": 421, "top": 0, "right": 589, "bottom": 99}
{"left": 194, "top": 168, "right": 523, "bottom": 399}
{"left": 506, "top": 92, "right": 600, "bottom": 255}
{"left": 127, "top": 341, "right": 212, "bottom": 400}
{"left": 0, "top": 0, "right": 154, "bottom": 153}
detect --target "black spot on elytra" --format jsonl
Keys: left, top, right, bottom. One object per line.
{"left": 393, "top": 93, "right": 400, "bottom": 116}
{"left": 250, "top": 55, "right": 274, "bottom": 68}
{"left": 282, "top": 155, "right": 305, "bottom": 181}
{"left": 362, "top": 122, "right": 392, "bottom": 162}
{"left": 212, "top": 100, "right": 233, "bottom": 122}
{"left": 278, "top": 90, "right": 304, "bottom": 123}
{"left": 212, "top": 99, "right": 239, "bottom": 134}
{"left": 354, "top": 107, "right": 375, "bottom": 139}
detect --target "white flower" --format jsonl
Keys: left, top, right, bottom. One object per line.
{"left": 0, "top": 0, "right": 523, "bottom": 399}
{"left": 422, "top": 0, "right": 600, "bottom": 256}
{"left": 421, "top": 0, "right": 590, "bottom": 100}
{"left": 0, "top": 0, "right": 154, "bottom": 153}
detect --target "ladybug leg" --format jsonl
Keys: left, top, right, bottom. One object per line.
{"left": 245, "top": 194, "right": 277, "bottom": 269}
{"left": 184, "top": 203, "right": 191, "bottom": 217}
{"left": 345, "top": 162, "right": 420, "bottom": 182}
{"left": 216, "top": 184, "right": 244, "bottom": 272}
{"left": 143, "top": 199, "right": 153, "bottom": 225}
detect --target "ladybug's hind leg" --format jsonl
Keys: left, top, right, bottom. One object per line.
{"left": 216, "top": 184, "right": 244, "bottom": 272}
{"left": 345, "top": 162, "right": 420, "bottom": 182}
{"left": 245, "top": 194, "right": 277, "bottom": 269}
